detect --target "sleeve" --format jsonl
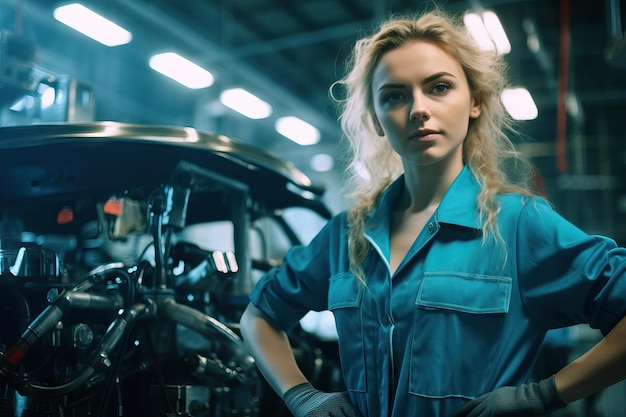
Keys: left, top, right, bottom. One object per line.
{"left": 517, "top": 198, "right": 626, "bottom": 335}
{"left": 249, "top": 213, "right": 348, "bottom": 332}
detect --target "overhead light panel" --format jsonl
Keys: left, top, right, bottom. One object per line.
{"left": 149, "top": 52, "right": 214, "bottom": 89}
{"left": 53, "top": 3, "right": 132, "bottom": 47}
{"left": 310, "top": 153, "right": 335, "bottom": 172}
{"left": 10, "top": 95, "right": 35, "bottom": 112}
{"left": 38, "top": 83, "right": 56, "bottom": 109}
{"left": 482, "top": 12, "right": 511, "bottom": 55}
{"left": 464, "top": 13, "right": 493, "bottom": 51}
{"left": 220, "top": 88, "right": 272, "bottom": 119}
{"left": 501, "top": 87, "right": 538, "bottom": 120}
{"left": 464, "top": 11, "right": 511, "bottom": 55}
{"left": 275, "top": 116, "right": 320, "bottom": 146}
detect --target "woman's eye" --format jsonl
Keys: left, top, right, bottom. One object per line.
{"left": 383, "top": 92, "right": 406, "bottom": 104}
{"left": 431, "top": 83, "right": 450, "bottom": 94}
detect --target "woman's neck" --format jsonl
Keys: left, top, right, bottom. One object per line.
{"left": 400, "top": 160, "right": 463, "bottom": 212}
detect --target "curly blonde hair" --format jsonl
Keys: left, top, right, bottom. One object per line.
{"left": 332, "top": 9, "right": 536, "bottom": 282}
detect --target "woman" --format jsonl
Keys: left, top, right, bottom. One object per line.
{"left": 239, "top": 9, "right": 626, "bottom": 417}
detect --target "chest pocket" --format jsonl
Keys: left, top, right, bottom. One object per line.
{"left": 328, "top": 273, "right": 366, "bottom": 392}
{"left": 417, "top": 272, "right": 511, "bottom": 313}
{"left": 409, "top": 272, "right": 512, "bottom": 398}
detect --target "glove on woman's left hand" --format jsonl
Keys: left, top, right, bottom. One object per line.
{"left": 450, "top": 375, "right": 566, "bottom": 417}
{"left": 283, "top": 382, "right": 363, "bottom": 417}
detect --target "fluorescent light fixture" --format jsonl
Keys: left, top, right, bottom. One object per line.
{"left": 464, "top": 13, "right": 494, "bottom": 51}
{"left": 53, "top": 3, "right": 132, "bottom": 47}
{"left": 275, "top": 116, "right": 320, "bottom": 146}
{"left": 310, "top": 153, "right": 334, "bottom": 172}
{"left": 220, "top": 88, "right": 272, "bottom": 119}
{"left": 10, "top": 95, "right": 35, "bottom": 112}
{"left": 464, "top": 11, "right": 511, "bottom": 55}
{"left": 501, "top": 87, "right": 538, "bottom": 120}
{"left": 38, "top": 83, "right": 56, "bottom": 109}
{"left": 149, "top": 52, "right": 214, "bottom": 89}
{"left": 482, "top": 11, "right": 511, "bottom": 54}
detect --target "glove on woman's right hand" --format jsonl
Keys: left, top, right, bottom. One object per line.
{"left": 282, "top": 382, "right": 363, "bottom": 417}
{"left": 450, "top": 375, "right": 565, "bottom": 417}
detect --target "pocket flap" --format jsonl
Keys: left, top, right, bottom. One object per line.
{"left": 416, "top": 272, "right": 512, "bottom": 314}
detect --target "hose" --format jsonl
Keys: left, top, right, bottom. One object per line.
{"left": 16, "top": 301, "right": 154, "bottom": 398}
{"left": 0, "top": 263, "right": 126, "bottom": 372}
{"left": 160, "top": 297, "right": 257, "bottom": 379}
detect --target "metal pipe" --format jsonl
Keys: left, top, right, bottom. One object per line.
{"left": 160, "top": 297, "right": 257, "bottom": 377}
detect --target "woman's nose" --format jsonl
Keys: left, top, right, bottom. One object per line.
{"left": 409, "top": 96, "right": 431, "bottom": 122}
{"left": 410, "top": 110, "right": 430, "bottom": 122}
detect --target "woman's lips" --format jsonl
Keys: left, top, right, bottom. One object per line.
{"left": 410, "top": 129, "right": 440, "bottom": 141}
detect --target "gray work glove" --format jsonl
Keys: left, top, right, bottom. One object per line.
{"left": 282, "top": 382, "right": 363, "bottom": 417}
{"left": 450, "top": 375, "right": 566, "bottom": 417}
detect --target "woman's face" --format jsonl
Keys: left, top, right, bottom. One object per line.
{"left": 371, "top": 40, "right": 481, "bottom": 168}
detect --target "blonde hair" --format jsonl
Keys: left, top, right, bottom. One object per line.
{"left": 332, "top": 10, "right": 536, "bottom": 282}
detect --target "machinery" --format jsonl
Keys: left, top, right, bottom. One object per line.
{"left": 0, "top": 122, "right": 334, "bottom": 416}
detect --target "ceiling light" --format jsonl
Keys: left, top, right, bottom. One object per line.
{"left": 501, "top": 88, "right": 538, "bottom": 120}
{"left": 464, "top": 13, "right": 494, "bottom": 51}
{"left": 310, "top": 153, "right": 334, "bottom": 172}
{"left": 53, "top": 3, "right": 132, "bottom": 47}
{"left": 219, "top": 88, "right": 272, "bottom": 119}
{"left": 482, "top": 11, "right": 511, "bottom": 55}
{"left": 149, "top": 52, "right": 214, "bottom": 89}
{"left": 9, "top": 95, "right": 35, "bottom": 112}
{"left": 464, "top": 11, "right": 511, "bottom": 55}
{"left": 275, "top": 116, "right": 320, "bottom": 146}
{"left": 38, "top": 83, "right": 56, "bottom": 109}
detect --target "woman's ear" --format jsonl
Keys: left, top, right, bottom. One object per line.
{"left": 470, "top": 94, "right": 481, "bottom": 119}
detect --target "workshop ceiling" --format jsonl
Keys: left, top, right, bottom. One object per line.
{"left": 1, "top": 0, "right": 625, "bottom": 240}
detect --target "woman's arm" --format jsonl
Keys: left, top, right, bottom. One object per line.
{"left": 556, "top": 314, "right": 626, "bottom": 403}
{"left": 240, "top": 303, "right": 363, "bottom": 417}
{"left": 451, "top": 317, "right": 626, "bottom": 417}
{"left": 239, "top": 302, "right": 308, "bottom": 396}
{"left": 517, "top": 199, "right": 626, "bottom": 400}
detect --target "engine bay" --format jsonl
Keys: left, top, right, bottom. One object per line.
{"left": 0, "top": 122, "right": 337, "bottom": 417}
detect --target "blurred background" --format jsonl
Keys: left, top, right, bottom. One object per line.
{"left": 0, "top": 0, "right": 625, "bottom": 415}
{"left": 0, "top": 0, "right": 625, "bottom": 228}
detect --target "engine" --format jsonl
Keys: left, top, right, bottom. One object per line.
{"left": 0, "top": 122, "right": 341, "bottom": 417}
{"left": 0, "top": 189, "right": 261, "bottom": 416}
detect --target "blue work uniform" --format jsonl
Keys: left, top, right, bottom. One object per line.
{"left": 249, "top": 165, "right": 626, "bottom": 417}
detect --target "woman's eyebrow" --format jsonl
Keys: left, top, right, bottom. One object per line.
{"left": 376, "top": 71, "right": 457, "bottom": 91}
{"left": 423, "top": 71, "right": 456, "bottom": 83}
{"left": 376, "top": 82, "right": 406, "bottom": 91}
